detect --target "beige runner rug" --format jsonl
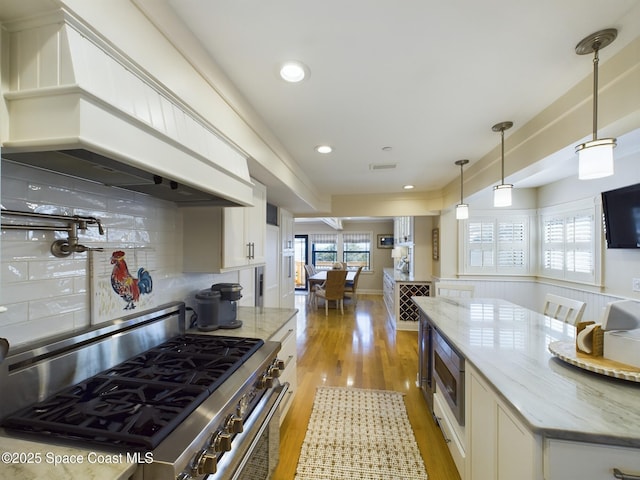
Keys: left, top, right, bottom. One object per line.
{"left": 294, "top": 386, "right": 428, "bottom": 480}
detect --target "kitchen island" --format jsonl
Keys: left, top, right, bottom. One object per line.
{"left": 0, "top": 306, "right": 297, "bottom": 480}
{"left": 413, "top": 296, "right": 640, "bottom": 480}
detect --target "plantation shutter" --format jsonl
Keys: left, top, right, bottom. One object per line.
{"left": 468, "top": 221, "right": 495, "bottom": 268}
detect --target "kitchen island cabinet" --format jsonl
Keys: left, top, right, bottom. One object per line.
{"left": 182, "top": 180, "right": 266, "bottom": 273}
{"left": 383, "top": 268, "right": 430, "bottom": 331}
{"left": 413, "top": 296, "right": 640, "bottom": 480}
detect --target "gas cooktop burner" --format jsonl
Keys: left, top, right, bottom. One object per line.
{"left": 3, "top": 335, "right": 264, "bottom": 450}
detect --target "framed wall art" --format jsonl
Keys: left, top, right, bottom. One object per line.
{"left": 432, "top": 228, "right": 440, "bottom": 260}
{"left": 377, "top": 234, "right": 394, "bottom": 249}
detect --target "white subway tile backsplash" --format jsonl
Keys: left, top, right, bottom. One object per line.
{"left": 1, "top": 160, "right": 235, "bottom": 347}
{"left": 29, "top": 293, "right": 87, "bottom": 320}
{"left": 28, "top": 259, "right": 87, "bottom": 280}
{"left": 3, "top": 313, "right": 77, "bottom": 348}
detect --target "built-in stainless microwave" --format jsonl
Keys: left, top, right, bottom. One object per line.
{"left": 433, "top": 328, "right": 465, "bottom": 425}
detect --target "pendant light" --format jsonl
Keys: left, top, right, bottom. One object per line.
{"left": 455, "top": 159, "right": 469, "bottom": 220}
{"left": 574, "top": 28, "right": 617, "bottom": 180}
{"left": 492, "top": 121, "right": 513, "bottom": 207}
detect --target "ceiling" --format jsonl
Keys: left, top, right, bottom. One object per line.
{"left": 160, "top": 0, "right": 639, "bottom": 212}
{"left": 1, "top": 0, "right": 638, "bottom": 216}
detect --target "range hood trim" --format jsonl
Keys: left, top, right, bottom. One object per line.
{"left": 2, "top": 12, "right": 254, "bottom": 207}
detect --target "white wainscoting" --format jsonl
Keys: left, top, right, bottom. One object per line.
{"left": 434, "top": 278, "right": 626, "bottom": 322}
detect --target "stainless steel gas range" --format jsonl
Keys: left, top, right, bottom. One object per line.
{"left": 0, "top": 302, "right": 288, "bottom": 479}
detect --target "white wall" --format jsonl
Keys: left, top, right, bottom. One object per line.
{"left": 435, "top": 141, "right": 640, "bottom": 316}
{"left": 0, "top": 160, "right": 244, "bottom": 347}
{"left": 537, "top": 146, "right": 640, "bottom": 299}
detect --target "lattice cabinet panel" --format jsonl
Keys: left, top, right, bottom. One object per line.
{"left": 399, "top": 283, "right": 430, "bottom": 322}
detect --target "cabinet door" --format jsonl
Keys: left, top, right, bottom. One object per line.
{"left": 246, "top": 181, "right": 266, "bottom": 265}
{"left": 545, "top": 440, "right": 640, "bottom": 480}
{"left": 223, "top": 205, "right": 249, "bottom": 269}
{"left": 497, "top": 404, "right": 536, "bottom": 480}
{"left": 470, "top": 371, "right": 496, "bottom": 480}
{"left": 280, "top": 253, "right": 295, "bottom": 308}
{"left": 469, "top": 366, "right": 539, "bottom": 480}
{"left": 280, "top": 208, "right": 294, "bottom": 253}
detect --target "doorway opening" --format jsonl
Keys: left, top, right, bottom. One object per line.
{"left": 295, "top": 235, "right": 309, "bottom": 290}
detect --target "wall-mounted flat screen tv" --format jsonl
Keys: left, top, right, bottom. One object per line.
{"left": 601, "top": 183, "right": 640, "bottom": 249}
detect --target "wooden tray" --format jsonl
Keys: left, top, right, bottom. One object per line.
{"left": 548, "top": 341, "right": 640, "bottom": 383}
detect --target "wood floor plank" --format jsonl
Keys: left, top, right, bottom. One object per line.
{"left": 271, "top": 293, "right": 461, "bottom": 480}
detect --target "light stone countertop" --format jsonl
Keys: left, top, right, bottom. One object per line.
{"left": 383, "top": 267, "right": 431, "bottom": 284}
{"left": 187, "top": 306, "right": 298, "bottom": 341}
{"left": 412, "top": 296, "right": 640, "bottom": 448}
{"left": 0, "top": 436, "right": 138, "bottom": 480}
{"left": 0, "top": 307, "right": 297, "bottom": 480}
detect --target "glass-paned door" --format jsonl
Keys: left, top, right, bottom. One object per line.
{"left": 295, "top": 235, "right": 309, "bottom": 290}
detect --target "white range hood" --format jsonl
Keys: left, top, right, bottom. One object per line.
{"left": 1, "top": 8, "right": 254, "bottom": 206}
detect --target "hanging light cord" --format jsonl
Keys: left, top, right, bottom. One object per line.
{"left": 591, "top": 43, "right": 600, "bottom": 142}
{"left": 500, "top": 127, "right": 506, "bottom": 184}
{"left": 460, "top": 163, "right": 464, "bottom": 204}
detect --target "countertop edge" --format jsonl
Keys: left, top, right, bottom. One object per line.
{"left": 413, "top": 296, "right": 640, "bottom": 449}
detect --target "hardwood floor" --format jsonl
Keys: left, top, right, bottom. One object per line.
{"left": 271, "top": 293, "right": 461, "bottom": 480}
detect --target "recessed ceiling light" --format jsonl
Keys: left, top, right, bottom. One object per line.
{"left": 279, "top": 61, "right": 309, "bottom": 82}
{"left": 315, "top": 145, "right": 333, "bottom": 154}
{"left": 403, "top": 184, "right": 415, "bottom": 190}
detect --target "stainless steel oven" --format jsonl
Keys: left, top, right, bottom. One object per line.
{"left": 433, "top": 328, "right": 465, "bottom": 425}
{"left": 0, "top": 302, "right": 290, "bottom": 480}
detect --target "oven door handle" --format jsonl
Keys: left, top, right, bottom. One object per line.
{"left": 212, "top": 381, "right": 289, "bottom": 479}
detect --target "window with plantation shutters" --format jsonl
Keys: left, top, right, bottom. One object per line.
{"left": 463, "top": 215, "right": 529, "bottom": 274}
{"left": 468, "top": 221, "right": 495, "bottom": 268}
{"left": 497, "top": 220, "right": 526, "bottom": 267}
{"left": 540, "top": 207, "right": 596, "bottom": 283}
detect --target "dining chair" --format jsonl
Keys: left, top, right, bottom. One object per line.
{"left": 343, "top": 266, "right": 363, "bottom": 306}
{"left": 314, "top": 269, "right": 348, "bottom": 315}
{"left": 433, "top": 282, "right": 475, "bottom": 298}
{"left": 304, "top": 264, "right": 321, "bottom": 305}
{"left": 543, "top": 293, "right": 586, "bottom": 325}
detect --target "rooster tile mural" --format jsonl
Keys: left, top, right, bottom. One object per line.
{"left": 91, "top": 247, "right": 157, "bottom": 323}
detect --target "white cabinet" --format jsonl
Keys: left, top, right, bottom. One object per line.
{"left": 544, "top": 439, "right": 640, "bottom": 480}
{"left": 394, "top": 216, "right": 414, "bottom": 244}
{"left": 383, "top": 270, "right": 396, "bottom": 323}
{"left": 280, "top": 208, "right": 294, "bottom": 254}
{"left": 222, "top": 181, "right": 266, "bottom": 268}
{"left": 270, "top": 315, "right": 297, "bottom": 424}
{"left": 468, "top": 365, "right": 541, "bottom": 480}
{"left": 280, "top": 253, "right": 295, "bottom": 308}
{"left": 434, "top": 389, "right": 467, "bottom": 479}
{"left": 183, "top": 180, "right": 266, "bottom": 272}
{"left": 279, "top": 208, "right": 295, "bottom": 308}
{"left": 382, "top": 269, "right": 430, "bottom": 331}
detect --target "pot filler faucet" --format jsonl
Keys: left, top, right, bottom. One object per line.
{"left": 0, "top": 209, "right": 105, "bottom": 257}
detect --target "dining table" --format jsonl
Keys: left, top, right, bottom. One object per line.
{"left": 308, "top": 269, "right": 357, "bottom": 283}
{"left": 307, "top": 269, "right": 357, "bottom": 305}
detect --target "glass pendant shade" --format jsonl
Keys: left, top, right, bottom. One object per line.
{"left": 456, "top": 203, "right": 469, "bottom": 220}
{"left": 574, "top": 29, "right": 618, "bottom": 180}
{"left": 454, "top": 159, "right": 470, "bottom": 221}
{"left": 493, "top": 184, "right": 512, "bottom": 207}
{"left": 576, "top": 138, "right": 616, "bottom": 179}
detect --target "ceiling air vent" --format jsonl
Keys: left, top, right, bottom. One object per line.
{"left": 369, "top": 163, "right": 397, "bottom": 171}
